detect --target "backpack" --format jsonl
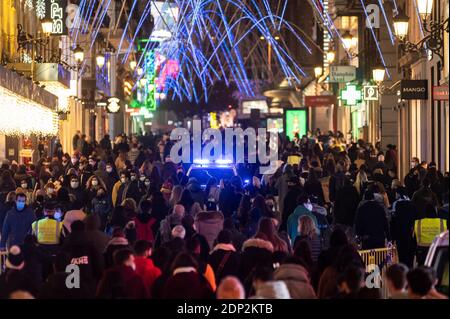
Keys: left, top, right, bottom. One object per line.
{"left": 134, "top": 217, "right": 156, "bottom": 242}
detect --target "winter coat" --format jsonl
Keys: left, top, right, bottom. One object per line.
{"left": 412, "top": 186, "right": 440, "bottom": 219}
{"left": 0, "top": 206, "right": 36, "bottom": 249}
{"left": 96, "top": 265, "right": 150, "bottom": 299}
{"left": 329, "top": 172, "right": 346, "bottom": 202}
{"left": 355, "top": 200, "right": 389, "bottom": 249}
{"left": 273, "top": 263, "right": 316, "bottom": 299}
{"left": 134, "top": 256, "right": 161, "bottom": 296}
{"left": 85, "top": 214, "right": 111, "bottom": 255}
{"left": 187, "top": 181, "right": 205, "bottom": 207}
{"left": 304, "top": 180, "right": 325, "bottom": 206}
{"left": 390, "top": 199, "right": 417, "bottom": 267}
{"left": 250, "top": 281, "right": 291, "bottom": 299}
{"left": 333, "top": 185, "right": 360, "bottom": 227}
{"left": 62, "top": 231, "right": 105, "bottom": 296}
{"left": 239, "top": 238, "right": 274, "bottom": 290}
{"left": 133, "top": 213, "right": 157, "bottom": 242}
{"left": 159, "top": 213, "right": 183, "bottom": 244}
{"left": 276, "top": 172, "right": 296, "bottom": 214}
{"left": 103, "top": 237, "right": 130, "bottom": 269}
{"left": 281, "top": 186, "right": 303, "bottom": 231}
{"left": 39, "top": 272, "right": 93, "bottom": 299}
{"left": 162, "top": 269, "right": 214, "bottom": 299}
{"left": 194, "top": 211, "right": 224, "bottom": 250}
{"left": 208, "top": 243, "right": 240, "bottom": 285}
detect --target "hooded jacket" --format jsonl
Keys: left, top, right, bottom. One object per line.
{"left": 208, "top": 243, "right": 240, "bottom": 285}
{"left": 194, "top": 211, "right": 224, "bottom": 250}
{"left": 274, "top": 263, "right": 317, "bottom": 299}
{"left": 239, "top": 238, "right": 274, "bottom": 290}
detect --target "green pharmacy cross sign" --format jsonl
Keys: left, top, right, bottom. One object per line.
{"left": 340, "top": 84, "right": 362, "bottom": 106}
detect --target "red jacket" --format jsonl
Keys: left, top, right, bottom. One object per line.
{"left": 134, "top": 256, "right": 161, "bottom": 295}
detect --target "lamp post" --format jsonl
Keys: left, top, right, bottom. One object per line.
{"left": 17, "top": 19, "right": 53, "bottom": 81}
{"left": 393, "top": 2, "right": 449, "bottom": 61}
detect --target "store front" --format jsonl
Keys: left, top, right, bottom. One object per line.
{"left": 0, "top": 65, "right": 58, "bottom": 164}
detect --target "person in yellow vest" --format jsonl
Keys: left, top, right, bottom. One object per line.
{"left": 414, "top": 204, "right": 447, "bottom": 265}
{"left": 31, "top": 200, "right": 63, "bottom": 255}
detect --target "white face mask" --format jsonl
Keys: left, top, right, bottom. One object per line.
{"left": 130, "top": 175, "right": 137, "bottom": 182}
{"left": 92, "top": 180, "right": 99, "bottom": 186}
{"left": 71, "top": 181, "right": 79, "bottom": 188}
{"left": 54, "top": 211, "right": 62, "bottom": 221}
{"left": 304, "top": 202, "right": 313, "bottom": 211}
{"left": 411, "top": 162, "right": 417, "bottom": 169}
{"left": 106, "top": 167, "right": 113, "bottom": 173}
{"left": 47, "top": 188, "right": 55, "bottom": 195}
{"left": 144, "top": 181, "right": 151, "bottom": 187}
{"left": 140, "top": 176, "right": 146, "bottom": 182}
{"left": 121, "top": 177, "right": 127, "bottom": 184}
{"left": 21, "top": 183, "right": 28, "bottom": 189}
{"left": 71, "top": 158, "right": 78, "bottom": 165}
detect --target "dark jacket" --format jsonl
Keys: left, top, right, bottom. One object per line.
{"left": 0, "top": 206, "right": 36, "bottom": 248}
{"left": 39, "top": 272, "right": 93, "bottom": 299}
{"left": 412, "top": 186, "right": 440, "bottom": 219}
{"left": 96, "top": 265, "right": 150, "bottom": 299}
{"left": 187, "top": 181, "right": 204, "bottom": 207}
{"left": 208, "top": 244, "right": 241, "bottom": 285}
{"left": 304, "top": 180, "right": 325, "bottom": 206}
{"left": 333, "top": 185, "right": 360, "bottom": 227}
{"left": 355, "top": 200, "right": 389, "bottom": 249}
{"left": 239, "top": 238, "right": 274, "bottom": 292}
{"left": 390, "top": 199, "right": 417, "bottom": 267}
{"left": 0, "top": 269, "right": 39, "bottom": 299}
{"left": 329, "top": 172, "right": 346, "bottom": 202}
{"left": 62, "top": 231, "right": 105, "bottom": 295}
{"left": 162, "top": 270, "right": 214, "bottom": 299}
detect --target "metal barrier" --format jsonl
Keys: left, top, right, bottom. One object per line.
{"left": 0, "top": 251, "right": 7, "bottom": 275}
{"left": 358, "top": 245, "right": 399, "bottom": 299}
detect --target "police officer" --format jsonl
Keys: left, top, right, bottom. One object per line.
{"left": 31, "top": 200, "right": 62, "bottom": 255}
{"left": 414, "top": 204, "right": 447, "bottom": 265}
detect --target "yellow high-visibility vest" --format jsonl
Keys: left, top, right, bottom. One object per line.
{"left": 414, "top": 218, "right": 447, "bottom": 247}
{"left": 31, "top": 218, "right": 62, "bottom": 245}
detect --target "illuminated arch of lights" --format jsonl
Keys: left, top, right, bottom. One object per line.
{"left": 69, "top": 0, "right": 391, "bottom": 102}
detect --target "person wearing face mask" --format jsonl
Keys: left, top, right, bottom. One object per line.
{"left": 88, "top": 156, "right": 98, "bottom": 171}
{"left": 70, "top": 155, "right": 79, "bottom": 170}
{"left": 18, "top": 179, "right": 33, "bottom": 205}
{"left": 44, "top": 182, "right": 57, "bottom": 200}
{"left": 79, "top": 160, "right": 93, "bottom": 190}
{"left": 117, "top": 171, "right": 142, "bottom": 205}
{"left": 91, "top": 187, "right": 112, "bottom": 230}
{"left": 67, "top": 175, "right": 87, "bottom": 208}
{"left": 31, "top": 200, "right": 63, "bottom": 254}
{"left": 0, "top": 193, "right": 37, "bottom": 250}
{"left": 86, "top": 176, "right": 107, "bottom": 212}
{"left": 287, "top": 193, "right": 319, "bottom": 244}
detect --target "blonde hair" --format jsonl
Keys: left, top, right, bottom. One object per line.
{"left": 298, "top": 215, "right": 318, "bottom": 238}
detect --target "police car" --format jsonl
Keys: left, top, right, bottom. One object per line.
{"left": 186, "top": 159, "right": 238, "bottom": 186}
{"left": 425, "top": 230, "right": 449, "bottom": 296}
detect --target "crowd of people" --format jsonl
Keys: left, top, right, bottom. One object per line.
{"left": 0, "top": 128, "right": 448, "bottom": 299}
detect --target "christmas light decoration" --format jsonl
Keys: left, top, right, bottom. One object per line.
{"left": 0, "top": 87, "right": 59, "bottom": 136}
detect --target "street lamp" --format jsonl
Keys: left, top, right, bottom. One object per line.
{"left": 342, "top": 30, "right": 355, "bottom": 50}
{"left": 326, "top": 51, "right": 336, "bottom": 64}
{"left": 393, "top": 9, "right": 409, "bottom": 40}
{"left": 372, "top": 64, "right": 386, "bottom": 84}
{"left": 314, "top": 66, "right": 323, "bottom": 78}
{"left": 417, "top": 0, "right": 433, "bottom": 19}
{"left": 96, "top": 54, "right": 105, "bottom": 68}
{"left": 73, "top": 45, "right": 84, "bottom": 64}
{"left": 392, "top": 1, "right": 448, "bottom": 61}
{"left": 41, "top": 18, "right": 53, "bottom": 37}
